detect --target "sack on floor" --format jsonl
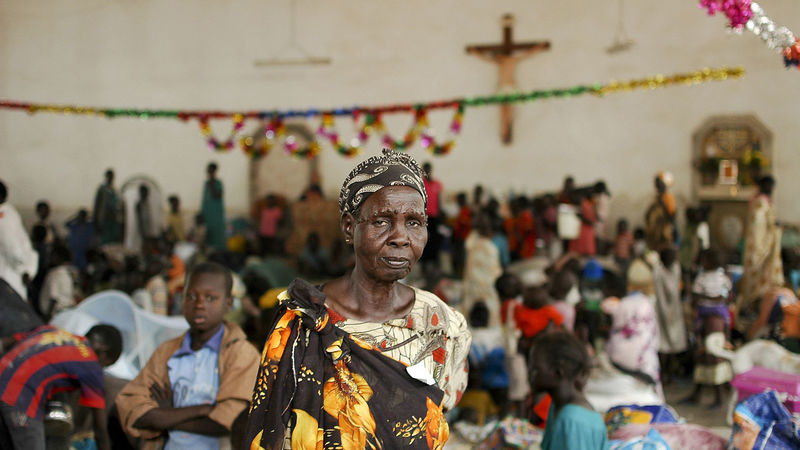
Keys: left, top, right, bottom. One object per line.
{"left": 729, "top": 390, "right": 800, "bottom": 449}
{"left": 610, "top": 428, "right": 671, "bottom": 450}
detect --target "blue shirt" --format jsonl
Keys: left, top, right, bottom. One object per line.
{"left": 166, "top": 326, "right": 224, "bottom": 450}
{"left": 542, "top": 403, "right": 609, "bottom": 450}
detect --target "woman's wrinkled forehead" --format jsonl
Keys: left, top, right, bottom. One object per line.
{"left": 355, "top": 186, "right": 427, "bottom": 220}
{"left": 339, "top": 148, "right": 427, "bottom": 215}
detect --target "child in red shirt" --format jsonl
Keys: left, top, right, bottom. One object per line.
{"left": 514, "top": 285, "right": 564, "bottom": 342}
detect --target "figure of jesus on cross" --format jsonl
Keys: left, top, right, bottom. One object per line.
{"left": 467, "top": 14, "right": 550, "bottom": 145}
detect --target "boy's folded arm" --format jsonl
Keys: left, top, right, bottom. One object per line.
{"left": 115, "top": 339, "right": 182, "bottom": 438}
{"left": 208, "top": 398, "right": 249, "bottom": 431}
{"left": 133, "top": 404, "right": 213, "bottom": 431}
{"left": 172, "top": 416, "right": 229, "bottom": 435}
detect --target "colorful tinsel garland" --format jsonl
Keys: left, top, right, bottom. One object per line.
{"left": 0, "top": 66, "right": 744, "bottom": 159}
{"left": 700, "top": 0, "right": 800, "bottom": 69}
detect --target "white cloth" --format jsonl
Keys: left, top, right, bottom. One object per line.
{"left": 697, "top": 222, "right": 710, "bottom": 250}
{"left": 38, "top": 265, "right": 77, "bottom": 316}
{"left": 585, "top": 352, "right": 664, "bottom": 413}
{"left": 653, "top": 261, "right": 688, "bottom": 354}
{"left": 51, "top": 290, "right": 189, "bottom": 380}
{"left": 0, "top": 203, "right": 38, "bottom": 298}
{"left": 462, "top": 231, "right": 503, "bottom": 327}
{"left": 593, "top": 193, "right": 610, "bottom": 240}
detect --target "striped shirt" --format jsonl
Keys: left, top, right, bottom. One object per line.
{"left": 0, "top": 325, "right": 104, "bottom": 419}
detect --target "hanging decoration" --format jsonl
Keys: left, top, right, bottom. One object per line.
{"left": 419, "top": 103, "right": 464, "bottom": 156}
{"left": 238, "top": 116, "right": 286, "bottom": 158}
{"left": 747, "top": 3, "right": 800, "bottom": 69}
{"left": 378, "top": 107, "right": 427, "bottom": 150}
{"left": 699, "top": 1, "right": 800, "bottom": 69}
{"left": 283, "top": 135, "right": 320, "bottom": 159}
{"left": 199, "top": 114, "right": 245, "bottom": 151}
{"left": 0, "top": 65, "right": 745, "bottom": 158}
{"left": 317, "top": 112, "right": 368, "bottom": 157}
{"left": 238, "top": 134, "right": 271, "bottom": 159}
{"left": 592, "top": 67, "right": 740, "bottom": 95}
{"left": 699, "top": 0, "right": 753, "bottom": 29}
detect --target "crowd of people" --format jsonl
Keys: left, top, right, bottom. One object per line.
{"left": 1, "top": 150, "right": 798, "bottom": 449}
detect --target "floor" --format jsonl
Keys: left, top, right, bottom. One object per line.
{"left": 662, "top": 376, "right": 733, "bottom": 439}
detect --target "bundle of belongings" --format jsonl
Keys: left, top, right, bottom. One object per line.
{"left": 448, "top": 416, "right": 543, "bottom": 449}
{"left": 603, "top": 404, "right": 727, "bottom": 450}
{"left": 729, "top": 390, "right": 800, "bottom": 449}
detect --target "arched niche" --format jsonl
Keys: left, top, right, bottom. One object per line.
{"left": 691, "top": 115, "right": 772, "bottom": 252}
{"left": 120, "top": 175, "right": 164, "bottom": 253}
{"left": 247, "top": 121, "right": 318, "bottom": 215}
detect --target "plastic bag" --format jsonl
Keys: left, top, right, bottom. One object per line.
{"left": 729, "top": 390, "right": 800, "bottom": 449}
{"left": 604, "top": 404, "right": 679, "bottom": 436}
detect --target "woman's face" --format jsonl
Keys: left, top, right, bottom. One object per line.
{"left": 346, "top": 186, "right": 427, "bottom": 282}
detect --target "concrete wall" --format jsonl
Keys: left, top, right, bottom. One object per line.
{"left": 2, "top": 0, "right": 799, "bottom": 235}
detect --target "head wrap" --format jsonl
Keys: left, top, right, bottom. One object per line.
{"left": 656, "top": 171, "right": 674, "bottom": 188}
{"left": 338, "top": 148, "right": 427, "bottom": 215}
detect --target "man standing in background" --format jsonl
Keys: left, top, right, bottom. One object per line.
{"left": 0, "top": 181, "right": 38, "bottom": 299}
{"left": 421, "top": 161, "right": 443, "bottom": 271}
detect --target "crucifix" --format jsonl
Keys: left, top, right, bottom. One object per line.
{"left": 466, "top": 14, "right": 550, "bottom": 145}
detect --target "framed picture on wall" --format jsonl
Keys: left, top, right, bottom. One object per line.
{"left": 719, "top": 159, "right": 738, "bottom": 185}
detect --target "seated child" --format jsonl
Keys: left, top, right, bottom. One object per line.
{"left": 116, "top": 262, "right": 260, "bottom": 448}
{"left": 38, "top": 243, "right": 82, "bottom": 320}
{"left": 531, "top": 331, "right": 609, "bottom": 450}
{"left": 467, "top": 302, "right": 509, "bottom": 415}
{"left": 0, "top": 324, "right": 123, "bottom": 450}
{"left": 514, "top": 284, "right": 564, "bottom": 355}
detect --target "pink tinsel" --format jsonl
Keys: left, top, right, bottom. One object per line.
{"left": 699, "top": 0, "right": 753, "bottom": 29}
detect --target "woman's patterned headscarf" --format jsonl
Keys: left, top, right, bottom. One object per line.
{"left": 338, "top": 148, "right": 427, "bottom": 215}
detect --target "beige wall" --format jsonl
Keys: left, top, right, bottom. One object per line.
{"left": 2, "top": 0, "right": 799, "bottom": 235}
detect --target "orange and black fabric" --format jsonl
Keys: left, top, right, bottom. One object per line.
{"left": 245, "top": 278, "right": 449, "bottom": 449}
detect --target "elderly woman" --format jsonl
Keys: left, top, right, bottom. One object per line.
{"left": 245, "top": 149, "right": 471, "bottom": 449}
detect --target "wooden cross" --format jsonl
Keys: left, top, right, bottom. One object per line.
{"left": 466, "top": 14, "right": 551, "bottom": 145}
